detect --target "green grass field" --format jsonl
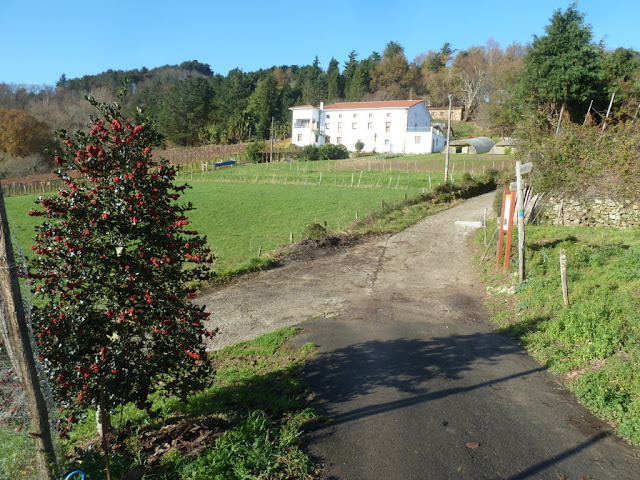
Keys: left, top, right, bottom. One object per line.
{"left": 4, "top": 154, "right": 509, "bottom": 273}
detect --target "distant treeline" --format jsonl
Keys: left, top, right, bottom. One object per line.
{"left": 1, "top": 4, "right": 639, "bottom": 178}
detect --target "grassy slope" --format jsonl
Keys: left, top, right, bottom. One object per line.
{"left": 182, "top": 182, "right": 413, "bottom": 269}
{"left": 478, "top": 222, "right": 640, "bottom": 445}
{"left": 4, "top": 155, "right": 509, "bottom": 273}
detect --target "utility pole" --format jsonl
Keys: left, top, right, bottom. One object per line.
{"left": 0, "top": 187, "right": 58, "bottom": 480}
{"left": 444, "top": 94, "right": 452, "bottom": 183}
{"left": 270, "top": 116, "right": 274, "bottom": 163}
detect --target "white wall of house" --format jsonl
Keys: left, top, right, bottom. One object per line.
{"left": 291, "top": 106, "right": 325, "bottom": 147}
{"left": 290, "top": 101, "right": 446, "bottom": 154}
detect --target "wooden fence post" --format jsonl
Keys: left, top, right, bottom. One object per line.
{"left": 560, "top": 249, "right": 569, "bottom": 306}
{"left": 0, "top": 188, "right": 58, "bottom": 480}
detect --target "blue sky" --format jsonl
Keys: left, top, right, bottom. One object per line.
{"left": 2, "top": 0, "right": 639, "bottom": 87}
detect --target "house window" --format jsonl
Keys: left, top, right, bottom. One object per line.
{"left": 415, "top": 136, "right": 421, "bottom": 144}
{"left": 326, "top": 114, "right": 330, "bottom": 119}
{"left": 385, "top": 122, "right": 391, "bottom": 132}
{"left": 353, "top": 113, "right": 357, "bottom": 118}
{"left": 339, "top": 114, "right": 342, "bottom": 118}
{"left": 326, "top": 123, "right": 330, "bottom": 130}
{"left": 369, "top": 113, "right": 373, "bottom": 117}
{"left": 367, "top": 122, "right": 373, "bottom": 130}
{"left": 337, "top": 122, "right": 342, "bottom": 133}
{"left": 337, "top": 137, "right": 342, "bottom": 144}
{"left": 386, "top": 113, "right": 391, "bottom": 117}
{"left": 352, "top": 122, "right": 357, "bottom": 129}
{"left": 384, "top": 139, "right": 390, "bottom": 145}
{"left": 315, "top": 135, "right": 319, "bottom": 142}
{"left": 297, "top": 134, "right": 303, "bottom": 142}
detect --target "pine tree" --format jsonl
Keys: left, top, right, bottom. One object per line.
{"left": 517, "top": 3, "right": 604, "bottom": 122}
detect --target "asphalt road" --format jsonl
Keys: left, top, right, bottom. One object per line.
{"left": 287, "top": 193, "right": 640, "bottom": 480}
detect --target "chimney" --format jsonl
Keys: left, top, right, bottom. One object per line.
{"left": 320, "top": 102, "right": 324, "bottom": 110}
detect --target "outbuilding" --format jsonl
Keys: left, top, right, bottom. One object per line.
{"left": 447, "top": 137, "right": 495, "bottom": 154}
{"left": 489, "top": 138, "right": 517, "bottom": 154}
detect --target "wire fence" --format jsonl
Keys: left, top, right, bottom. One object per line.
{"left": 0, "top": 155, "right": 515, "bottom": 198}
{"left": 0, "top": 235, "right": 59, "bottom": 479}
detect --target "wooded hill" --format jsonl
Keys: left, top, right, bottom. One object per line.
{"left": 0, "top": 5, "right": 639, "bottom": 180}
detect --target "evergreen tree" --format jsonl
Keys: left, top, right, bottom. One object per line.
{"left": 602, "top": 47, "right": 640, "bottom": 114}
{"left": 246, "top": 74, "right": 280, "bottom": 138}
{"left": 517, "top": 3, "right": 604, "bottom": 122}
{"left": 159, "top": 76, "right": 214, "bottom": 145}
{"left": 326, "top": 57, "right": 342, "bottom": 102}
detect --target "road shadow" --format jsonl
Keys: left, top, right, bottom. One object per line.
{"left": 302, "top": 331, "right": 540, "bottom": 424}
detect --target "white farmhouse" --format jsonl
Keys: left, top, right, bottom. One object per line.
{"left": 290, "top": 100, "right": 446, "bottom": 154}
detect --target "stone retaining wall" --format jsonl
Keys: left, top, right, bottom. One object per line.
{"left": 536, "top": 196, "right": 640, "bottom": 229}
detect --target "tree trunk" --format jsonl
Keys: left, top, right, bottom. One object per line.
{"left": 99, "top": 383, "right": 113, "bottom": 480}
{"left": 0, "top": 189, "right": 58, "bottom": 480}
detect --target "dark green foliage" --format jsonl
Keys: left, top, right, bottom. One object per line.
{"left": 178, "top": 60, "right": 213, "bottom": 77}
{"left": 159, "top": 76, "right": 215, "bottom": 145}
{"left": 245, "top": 74, "right": 280, "bottom": 138}
{"left": 318, "top": 142, "right": 349, "bottom": 160}
{"left": 245, "top": 140, "right": 266, "bottom": 163}
{"left": 301, "top": 144, "right": 319, "bottom": 161}
{"left": 355, "top": 140, "right": 364, "bottom": 153}
{"left": 326, "top": 57, "right": 343, "bottom": 102}
{"left": 383, "top": 41, "right": 404, "bottom": 59}
{"left": 602, "top": 48, "right": 640, "bottom": 114}
{"left": 28, "top": 95, "right": 215, "bottom": 435}
{"left": 516, "top": 3, "right": 605, "bottom": 122}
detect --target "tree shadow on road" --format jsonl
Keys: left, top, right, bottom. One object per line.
{"left": 302, "top": 331, "right": 544, "bottom": 427}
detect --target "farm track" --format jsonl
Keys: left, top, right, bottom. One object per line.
{"left": 197, "top": 193, "right": 640, "bottom": 479}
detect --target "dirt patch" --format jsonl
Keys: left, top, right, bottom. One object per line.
{"left": 273, "top": 232, "right": 378, "bottom": 263}
{"left": 66, "top": 415, "right": 229, "bottom": 468}
{"left": 137, "top": 415, "right": 229, "bottom": 465}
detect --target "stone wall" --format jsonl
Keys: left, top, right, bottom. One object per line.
{"left": 536, "top": 196, "right": 640, "bottom": 229}
{"left": 429, "top": 106, "right": 464, "bottom": 122}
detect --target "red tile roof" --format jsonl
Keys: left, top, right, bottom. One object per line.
{"left": 324, "top": 100, "right": 424, "bottom": 110}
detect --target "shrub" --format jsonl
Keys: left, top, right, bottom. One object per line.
{"left": 318, "top": 143, "right": 349, "bottom": 160}
{"left": 355, "top": 140, "right": 364, "bottom": 153}
{"left": 301, "top": 222, "right": 328, "bottom": 239}
{"left": 0, "top": 153, "right": 54, "bottom": 179}
{"left": 516, "top": 121, "right": 640, "bottom": 200}
{"left": 28, "top": 94, "right": 215, "bottom": 445}
{"left": 301, "top": 144, "right": 319, "bottom": 161}
{"left": 245, "top": 141, "right": 266, "bottom": 163}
